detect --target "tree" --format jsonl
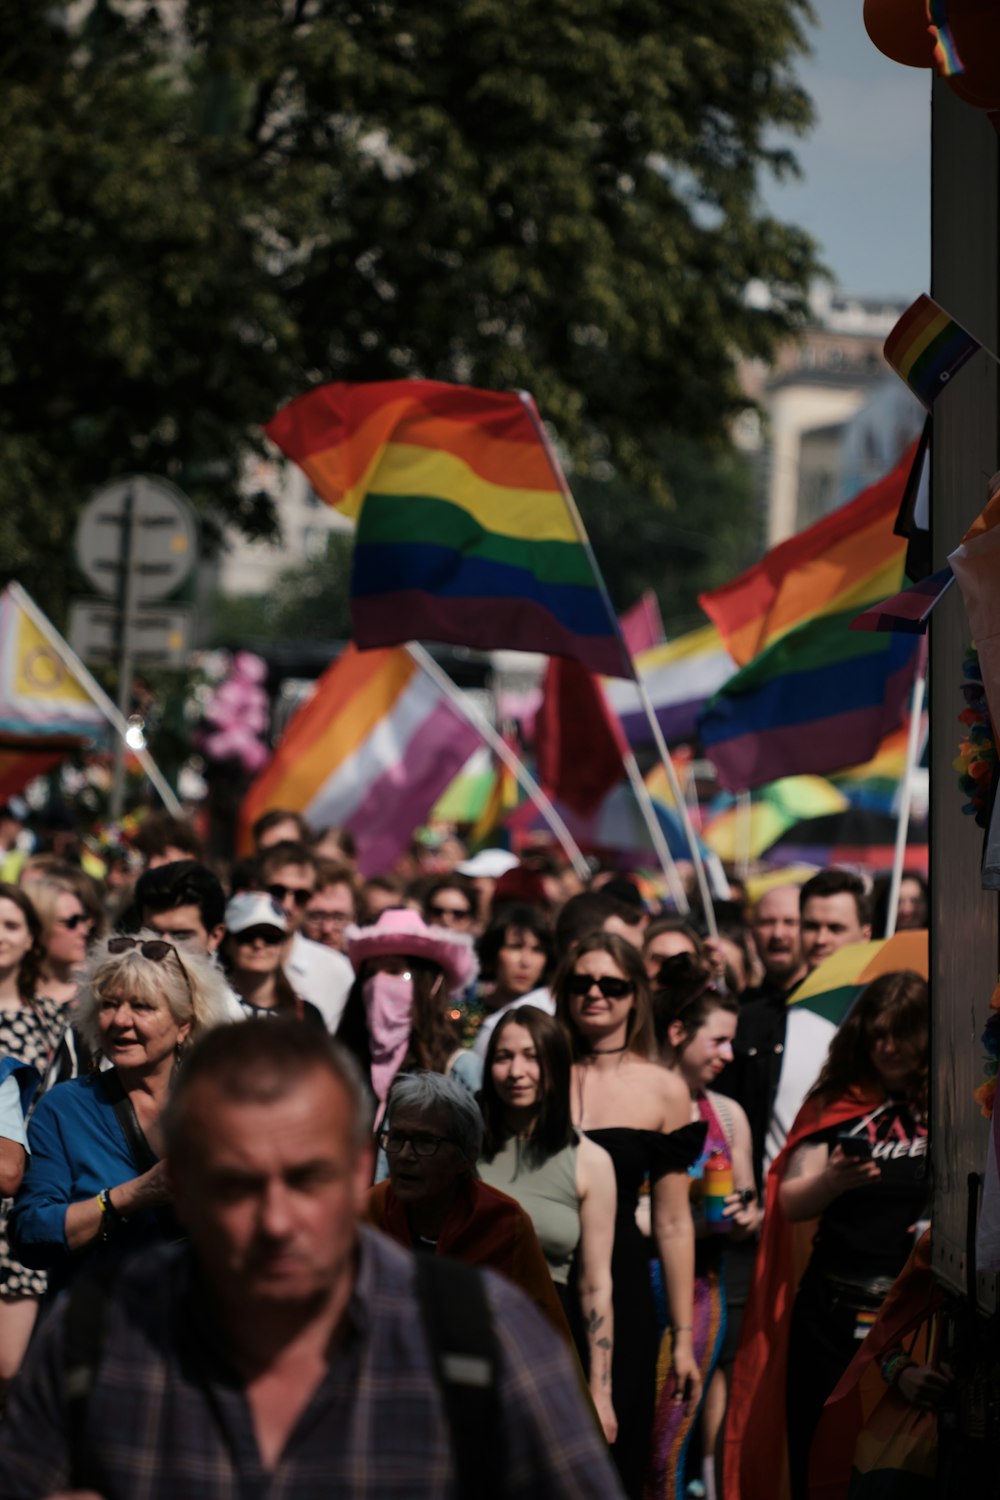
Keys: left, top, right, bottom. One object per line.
{"left": 0, "top": 1, "right": 819, "bottom": 620}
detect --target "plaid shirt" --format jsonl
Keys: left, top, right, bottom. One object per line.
{"left": 0, "top": 1226, "right": 622, "bottom": 1500}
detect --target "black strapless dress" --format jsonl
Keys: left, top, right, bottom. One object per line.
{"left": 586, "top": 1124, "right": 707, "bottom": 1500}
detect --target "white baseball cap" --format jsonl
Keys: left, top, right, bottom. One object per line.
{"left": 225, "top": 892, "right": 288, "bottom": 936}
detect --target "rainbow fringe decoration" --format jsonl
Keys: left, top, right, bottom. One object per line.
{"left": 927, "top": 0, "right": 964, "bottom": 77}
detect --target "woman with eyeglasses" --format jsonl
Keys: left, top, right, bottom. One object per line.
{"left": 0, "top": 883, "right": 78, "bottom": 1397}
{"left": 478, "top": 1006, "right": 619, "bottom": 1442}
{"left": 365, "top": 1069, "right": 570, "bottom": 1338}
{"left": 647, "top": 953, "right": 759, "bottom": 1500}
{"left": 9, "top": 933, "right": 232, "bottom": 1293}
{"left": 554, "top": 932, "right": 706, "bottom": 1500}
{"left": 221, "top": 893, "right": 326, "bottom": 1028}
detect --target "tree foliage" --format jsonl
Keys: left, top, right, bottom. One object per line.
{"left": 1, "top": 0, "right": 819, "bottom": 619}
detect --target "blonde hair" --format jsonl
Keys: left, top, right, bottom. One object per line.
{"left": 26, "top": 876, "right": 83, "bottom": 943}
{"left": 76, "top": 931, "right": 234, "bottom": 1053}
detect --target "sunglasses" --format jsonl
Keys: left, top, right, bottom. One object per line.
{"left": 105, "top": 936, "right": 194, "bottom": 1001}
{"left": 566, "top": 974, "right": 634, "bottom": 1000}
{"left": 235, "top": 927, "right": 284, "bottom": 946}
{"left": 58, "top": 913, "right": 93, "bottom": 931}
{"left": 427, "top": 904, "right": 472, "bottom": 921}
{"left": 267, "top": 883, "right": 311, "bottom": 909}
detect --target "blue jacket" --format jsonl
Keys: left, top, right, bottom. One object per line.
{"left": 9, "top": 1073, "right": 173, "bottom": 1290}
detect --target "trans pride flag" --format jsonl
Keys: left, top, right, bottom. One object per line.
{"left": 266, "top": 380, "right": 631, "bottom": 678}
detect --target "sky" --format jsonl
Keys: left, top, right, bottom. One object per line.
{"left": 761, "top": 0, "right": 931, "bottom": 301}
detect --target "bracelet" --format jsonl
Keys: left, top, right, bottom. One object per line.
{"left": 880, "top": 1350, "right": 913, "bottom": 1387}
{"left": 97, "top": 1187, "right": 127, "bottom": 1226}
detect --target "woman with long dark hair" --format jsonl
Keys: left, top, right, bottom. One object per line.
{"left": 555, "top": 931, "right": 705, "bottom": 1499}
{"left": 338, "top": 908, "right": 480, "bottom": 1124}
{"left": 479, "top": 1006, "right": 618, "bottom": 1441}
{"left": 649, "top": 953, "right": 759, "bottom": 1499}
{"left": 728, "top": 969, "right": 929, "bottom": 1500}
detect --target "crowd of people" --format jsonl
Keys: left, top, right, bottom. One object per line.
{"left": 0, "top": 798, "right": 936, "bottom": 1498}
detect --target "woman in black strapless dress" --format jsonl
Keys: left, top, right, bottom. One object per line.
{"left": 555, "top": 932, "right": 706, "bottom": 1500}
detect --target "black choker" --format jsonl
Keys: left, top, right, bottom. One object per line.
{"left": 589, "top": 1043, "right": 630, "bottom": 1055}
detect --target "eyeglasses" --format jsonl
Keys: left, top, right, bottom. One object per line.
{"left": 566, "top": 974, "right": 634, "bottom": 1000}
{"left": 378, "top": 1128, "right": 458, "bottom": 1157}
{"left": 304, "top": 909, "right": 352, "bottom": 926}
{"left": 105, "top": 936, "right": 194, "bottom": 1002}
{"left": 427, "top": 904, "right": 472, "bottom": 922}
{"left": 267, "top": 884, "right": 311, "bottom": 909}
{"left": 58, "top": 913, "right": 93, "bottom": 931}
{"left": 234, "top": 927, "right": 284, "bottom": 947}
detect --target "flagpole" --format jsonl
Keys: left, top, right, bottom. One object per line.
{"left": 9, "top": 583, "right": 182, "bottom": 816}
{"left": 619, "top": 749, "right": 690, "bottom": 913}
{"left": 517, "top": 392, "right": 718, "bottom": 935}
{"left": 404, "top": 642, "right": 591, "bottom": 882}
{"left": 884, "top": 655, "right": 928, "bottom": 936}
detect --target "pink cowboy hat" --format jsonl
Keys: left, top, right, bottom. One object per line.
{"left": 345, "top": 908, "right": 477, "bottom": 993}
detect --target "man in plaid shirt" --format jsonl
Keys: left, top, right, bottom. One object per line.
{"left": 0, "top": 1020, "right": 622, "bottom": 1500}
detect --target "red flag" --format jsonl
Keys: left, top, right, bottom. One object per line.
{"left": 534, "top": 659, "right": 627, "bottom": 815}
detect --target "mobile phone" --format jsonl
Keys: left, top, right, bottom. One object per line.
{"left": 837, "top": 1132, "right": 873, "bottom": 1160}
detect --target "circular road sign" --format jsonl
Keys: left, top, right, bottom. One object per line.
{"left": 74, "top": 475, "right": 197, "bottom": 603}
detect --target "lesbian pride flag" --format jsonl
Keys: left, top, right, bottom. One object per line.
{"left": 238, "top": 645, "right": 479, "bottom": 875}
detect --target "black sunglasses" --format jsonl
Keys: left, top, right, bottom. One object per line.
{"left": 566, "top": 974, "right": 634, "bottom": 1000}
{"left": 267, "top": 883, "right": 311, "bottom": 909}
{"left": 235, "top": 927, "right": 284, "bottom": 946}
{"left": 427, "top": 903, "right": 472, "bottom": 921}
{"left": 58, "top": 913, "right": 93, "bottom": 931}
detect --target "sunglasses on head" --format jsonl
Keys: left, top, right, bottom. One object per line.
{"left": 566, "top": 974, "right": 634, "bottom": 1000}
{"left": 59, "top": 913, "right": 92, "bottom": 931}
{"left": 106, "top": 936, "right": 194, "bottom": 1001}
{"left": 267, "top": 883, "right": 311, "bottom": 909}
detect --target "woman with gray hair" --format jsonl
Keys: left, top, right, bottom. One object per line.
{"left": 365, "top": 1071, "right": 570, "bottom": 1337}
{"left": 9, "top": 933, "right": 232, "bottom": 1290}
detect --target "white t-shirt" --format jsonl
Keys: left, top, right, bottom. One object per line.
{"left": 473, "top": 987, "right": 555, "bottom": 1059}
{"left": 285, "top": 932, "right": 354, "bottom": 1034}
{"left": 764, "top": 1008, "right": 836, "bottom": 1175}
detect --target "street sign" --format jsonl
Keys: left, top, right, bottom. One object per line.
{"left": 69, "top": 601, "right": 192, "bottom": 668}
{"left": 74, "top": 476, "right": 197, "bottom": 603}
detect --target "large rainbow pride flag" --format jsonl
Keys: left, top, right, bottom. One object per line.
{"left": 698, "top": 448, "right": 921, "bottom": 791}
{"left": 265, "top": 380, "right": 631, "bottom": 678}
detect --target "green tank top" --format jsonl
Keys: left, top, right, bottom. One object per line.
{"left": 478, "top": 1137, "right": 580, "bottom": 1284}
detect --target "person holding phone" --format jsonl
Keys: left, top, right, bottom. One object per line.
{"left": 731, "top": 970, "right": 929, "bottom": 1500}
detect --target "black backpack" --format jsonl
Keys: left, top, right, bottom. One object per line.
{"left": 64, "top": 1251, "right": 501, "bottom": 1498}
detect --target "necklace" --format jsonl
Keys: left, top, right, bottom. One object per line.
{"left": 589, "top": 1042, "right": 630, "bottom": 1055}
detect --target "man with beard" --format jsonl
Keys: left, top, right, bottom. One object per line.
{"left": 715, "top": 885, "right": 807, "bottom": 1191}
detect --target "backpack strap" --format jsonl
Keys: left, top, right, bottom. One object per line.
{"left": 414, "top": 1254, "right": 501, "bottom": 1500}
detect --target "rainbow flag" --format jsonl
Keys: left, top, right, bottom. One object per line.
{"left": 238, "top": 644, "right": 480, "bottom": 875}
{"left": 831, "top": 724, "right": 913, "bottom": 813}
{"left": 602, "top": 623, "right": 736, "bottom": 746}
{"left": 698, "top": 452, "right": 920, "bottom": 792}
{"left": 703, "top": 776, "right": 849, "bottom": 864}
{"left": 700, "top": 446, "right": 914, "bottom": 668}
{"left": 850, "top": 565, "right": 954, "bottom": 634}
{"left": 265, "top": 380, "right": 631, "bottom": 678}
{"left": 884, "top": 294, "right": 981, "bottom": 408}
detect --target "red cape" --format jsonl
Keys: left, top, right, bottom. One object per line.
{"left": 724, "top": 1087, "right": 883, "bottom": 1500}
{"left": 365, "top": 1174, "right": 571, "bottom": 1340}
{"left": 809, "top": 1231, "right": 941, "bottom": 1500}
